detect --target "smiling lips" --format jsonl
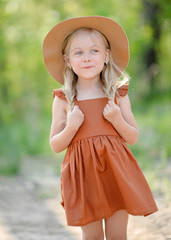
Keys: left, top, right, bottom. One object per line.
{"left": 83, "top": 66, "right": 94, "bottom": 69}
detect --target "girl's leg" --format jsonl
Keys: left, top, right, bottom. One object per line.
{"left": 81, "top": 219, "right": 104, "bottom": 240}
{"left": 105, "top": 210, "right": 128, "bottom": 240}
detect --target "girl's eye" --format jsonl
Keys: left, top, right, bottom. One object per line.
{"left": 92, "top": 49, "right": 98, "bottom": 53}
{"left": 75, "top": 51, "right": 82, "bottom": 55}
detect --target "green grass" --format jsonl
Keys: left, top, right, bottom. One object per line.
{"left": 0, "top": 115, "right": 51, "bottom": 175}
{"left": 130, "top": 93, "right": 171, "bottom": 172}
{"left": 0, "top": 94, "right": 171, "bottom": 177}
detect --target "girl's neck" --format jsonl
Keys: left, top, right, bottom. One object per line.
{"left": 76, "top": 78, "right": 106, "bottom": 100}
{"left": 76, "top": 77, "right": 101, "bottom": 89}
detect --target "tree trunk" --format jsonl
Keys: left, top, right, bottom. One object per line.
{"left": 142, "top": 0, "right": 161, "bottom": 93}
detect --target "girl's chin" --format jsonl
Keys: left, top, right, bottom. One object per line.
{"left": 77, "top": 76, "right": 100, "bottom": 81}
{"left": 76, "top": 73, "right": 102, "bottom": 81}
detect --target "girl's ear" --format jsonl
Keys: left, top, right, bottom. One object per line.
{"left": 63, "top": 54, "right": 66, "bottom": 62}
{"left": 63, "top": 54, "right": 71, "bottom": 68}
{"left": 105, "top": 49, "right": 110, "bottom": 63}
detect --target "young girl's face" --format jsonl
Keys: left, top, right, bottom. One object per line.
{"left": 66, "top": 30, "right": 109, "bottom": 82}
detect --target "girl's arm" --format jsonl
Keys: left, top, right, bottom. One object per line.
{"left": 103, "top": 94, "right": 139, "bottom": 145}
{"left": 50, "top": 96, "right": 84, "bottom": 153}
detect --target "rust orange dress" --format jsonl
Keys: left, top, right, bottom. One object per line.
{"left": 53, "top": 85, "right": 158, "bottom": 227}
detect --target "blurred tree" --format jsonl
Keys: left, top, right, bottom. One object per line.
{"left": 0, "top": 0, "right": 8, "bottom": 124}
{"left": 141, "top": 0, "right": 171, "bottom": 94}
{"left": 142, "top": 0, "right": 161, "bottom": 93}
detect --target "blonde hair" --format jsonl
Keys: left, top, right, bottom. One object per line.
{"left": 62, "top": 28, "right": 129, "bottom": 109}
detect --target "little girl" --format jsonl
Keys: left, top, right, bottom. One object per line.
{"left": 43, "top": 16, "right": 158, "bottom": 240}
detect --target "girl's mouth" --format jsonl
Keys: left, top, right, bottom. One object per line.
{"left": 83, "top": 66, "right": 93, "bottom": 69}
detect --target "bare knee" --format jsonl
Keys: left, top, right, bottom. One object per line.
{"left": 106, "top": 229, "right": 127, "bottom": 240}
{"left": 106, "top": 234, "right": 127, "bottom": 240}
{"left": 81, "top": 220, "right": 104, "bottom": 240}
{"left": 82, "top": 229, "right": 104, "bottom": 240}
{"left": 105, "top": 210, "right": 128, "bottom": 240}
{"left": 82, "top": 233, "right": 104, "bottom": 240}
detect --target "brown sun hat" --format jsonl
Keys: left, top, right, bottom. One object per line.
{"left": 43, "top": 16, "right": 129, "bottom": 84}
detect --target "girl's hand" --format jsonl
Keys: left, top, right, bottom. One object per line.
{"left": 103, "top": 100, "right": 121, "bottom": 125}
{"left": 67, "top": 105, "right": 84, "bottom": 131}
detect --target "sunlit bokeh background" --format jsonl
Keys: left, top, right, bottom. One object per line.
{"left": 0, "top": 0, "right": 171, "bottom": 182}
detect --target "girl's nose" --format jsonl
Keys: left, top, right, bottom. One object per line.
{"left": 83, "top": 53, "right": 91, "bottom": 62}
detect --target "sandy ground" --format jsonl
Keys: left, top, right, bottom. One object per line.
{"left": 0, "top": 156, "right": 171, "bottom": 240}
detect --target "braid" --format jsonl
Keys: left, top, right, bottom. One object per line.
{"left": 63, "top": 66, "right": 77, "bottom": 110}
{"left": 101, "top": 52, "right": 130, "bottom": 100}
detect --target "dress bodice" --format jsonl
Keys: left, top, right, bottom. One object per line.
{"left": 71, "top": 98, "right": 120, "bottom": 143}
{"left": 52, "top": 84, "right": 129, "bottom": 143}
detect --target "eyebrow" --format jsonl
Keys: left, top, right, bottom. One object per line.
{"left": 71, "top": 48, "right": 82, "bottom": 52}
{"left": 71, "top": 45, "right": 101, "bottom": 52}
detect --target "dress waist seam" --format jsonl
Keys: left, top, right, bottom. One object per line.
{"left": 70, "top": 134, "right": 121, "bottom": 145}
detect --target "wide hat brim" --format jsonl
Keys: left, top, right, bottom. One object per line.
{"left": 43, "top": 16, "right": 129, "bottom": 84}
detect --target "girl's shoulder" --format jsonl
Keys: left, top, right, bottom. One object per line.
{"left": 52, "top": 89, "right": 68, "bottom": 113}
{"left": 52, "top": 84, "right": 129, "bottom": 101}
{"left": 53, "top": 89, "right": 66, "bottom": 100}
{"left": 116, "top": 83, "right": 129, "bottom": 97}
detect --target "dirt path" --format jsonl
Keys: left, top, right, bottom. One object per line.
{"left": 0, "top": 156, "right": 171, "bottom": 240}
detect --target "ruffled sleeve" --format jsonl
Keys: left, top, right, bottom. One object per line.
{"left": 53, "top": 89, "right": 66, "bottom": 100}
{"left": 116, "top": 84, "right": 128, "bottom": 97}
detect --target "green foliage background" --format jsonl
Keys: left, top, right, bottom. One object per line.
{"left": 0, "top": 0, "right": 171, "bottom": 175}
